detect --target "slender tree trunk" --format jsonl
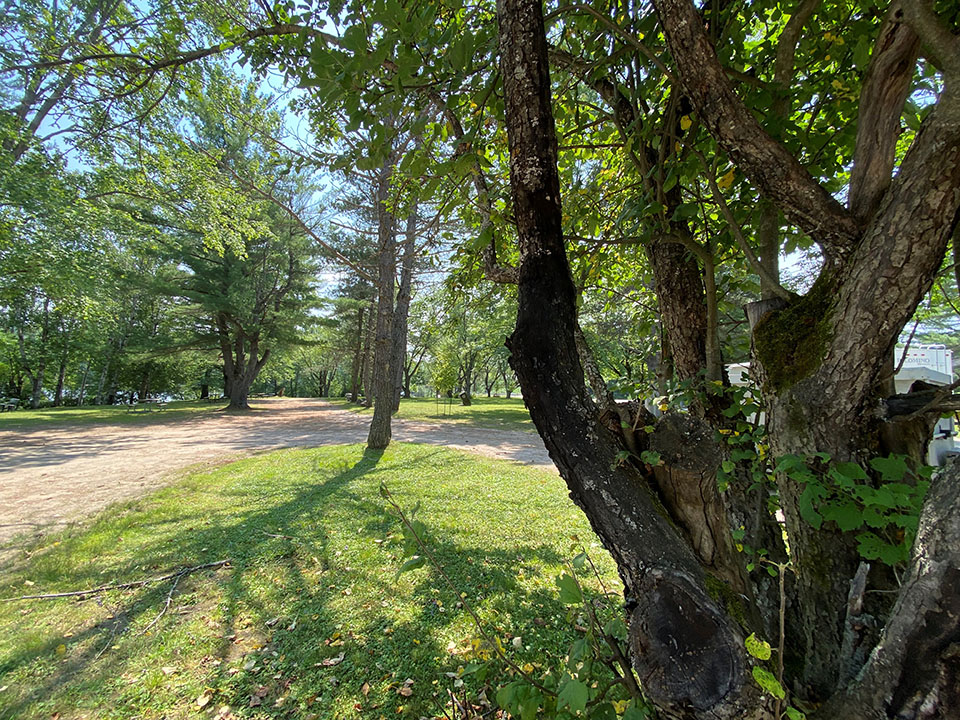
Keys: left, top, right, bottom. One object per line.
{"left": 94, "top": 362, "right": 108, "bottom": 405}
{"left": 367, "top": 150, "right": 399, "bottom": 449}
{"left": 77, "top": 362, "right": 89, "bottom": 406}
{"left": 53, "top": 353, "right": 67, "bottom": 406}
{"left": 391, "top": 198, "right": 419, "bottom": 413}
{"left": 350, "top": 306, "right": 365, "bottom": 402}
{"left": 362, "top": 303, "right": 375, "bottom": 407}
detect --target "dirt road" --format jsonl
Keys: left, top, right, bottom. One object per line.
{"left": 0, "top": 398, "right": 552, "bottom": 548}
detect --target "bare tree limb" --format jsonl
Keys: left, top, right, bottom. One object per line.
{"left": 1, "top": 560, "right": 230, "bottom": 602}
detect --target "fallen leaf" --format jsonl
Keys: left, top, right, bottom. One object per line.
{"left": 55, "top": 644, "right": 66, "bottom": 655}
{"left": 248, "top": 696, "right": 262, "bottom": 708}
{"left": 197, "top": 691, "right": 213, "bottom": 708}
{"left": 361, "top": 682, "right": 370, "bottom": 697}
{"left": 160, "top": 666, "right": 178, "bottom": 676}
{"left": 265, "top": 617, "right": 280, "bottom": 627}
{"left": 318, "top": 652, "right": 345, "bottom": 667}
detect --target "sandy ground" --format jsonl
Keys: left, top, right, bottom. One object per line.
{"left": 0, "top": 398, "right": 553, "bottom": 551}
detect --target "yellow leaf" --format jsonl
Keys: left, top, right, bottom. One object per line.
{"left": 680, "top": 115, "right": 692, "bottom": 131}
{"left": 56, "top": 644, "right": 66, "bottom": 655}
{"left": 717, "top": 169, "right": 735, "bottom": 190}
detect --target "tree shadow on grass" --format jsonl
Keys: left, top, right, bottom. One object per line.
{"left": 0, "top": 445, "right": 590, "bottom": 719}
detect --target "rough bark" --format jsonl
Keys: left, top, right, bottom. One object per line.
{"left": 819, "top": 458, "right": 960, "bottom": 720}
{"left": 367, "top": 152, "right": 398, "bottom": 449}
{"left": 497, "top": 2, "right": 768, "bottom": 716}
{"left": 848, "top": 4, "right": 920, "bottom": 225}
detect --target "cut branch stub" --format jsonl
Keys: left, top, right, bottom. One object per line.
{"left": 629, "top": 571, "right": 745, "bottom": 714}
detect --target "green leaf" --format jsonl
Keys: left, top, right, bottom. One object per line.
{"left": 785, "top": 707, "right": 806, "bottom": 720}
{"left": 745, "top": 633, "right": 772, "bottom": 661}
{"left": 555, "top": 573, "right": 582, "bottom": 604}
{"left": 853, "top": 35, "right": 871, "bottom": 70}
{"left": 823, "top": 501, "right": 863, "bottom": 532}
{"left": 799, "top": 484, "right": 825, "bottom": 529}
{"left": 869, "top": 455, "right": 909, "bottom": 482}
{"left": 640, "top": 450, "right": 661, "bottom": 466}
{"left": 557, "top": 678, "right": 589, "bottom": 713}
{"left": 721, "top": 459, "right": 735, "bottom": 474}
{"left": 834, "top": 462, "right": 868, "bottom": 481}
{"left": 396, "top": 555, "right": 425, "bottom": 578}
{"left": 520, "top": 693, "right": 541, "bottom": 720}
{"left": 751, "top": 666, "right": 785, "bottom": 699}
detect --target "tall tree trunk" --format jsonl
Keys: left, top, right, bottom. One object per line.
{"left": 654, "top": 0, "right": 960, "bottom": 711}
{"left": 391, "top": 199, "right": 418, "bottom": 413}
{"left": 367, "top": 151, "right": 399, "bottom": 449}
{"left": 362, "top": 301, "right": 375, "bottom": 407}
{"left": 350, "top": 306, "right": 365, "bottom": 402}
{"left": 497, "top": 5, "right": 767, "bottom": 717}
{"left": 53, "top": 352, "right": 67, "bottom": 406}
{"left": 77, "top": 362, "right": 89, "bottom": 406}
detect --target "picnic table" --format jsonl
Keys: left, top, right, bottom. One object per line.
{"left": 0, "top": 398, "right": 19, "bottom": 412}
{"left": 126, "top": 398, "right": 168, "bottom": 413}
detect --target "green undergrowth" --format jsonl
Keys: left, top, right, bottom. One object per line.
{"left": 337, "top": 397, "right": 535, "bottom": 433}
{"left": 0, "top": 400, "right": 225, "bottom": 430}
{"left": 0, "top": 443, "right": 617, "bottom": 720}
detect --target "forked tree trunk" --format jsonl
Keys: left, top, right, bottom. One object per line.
{"left": 499, "top": 0, "right": 960, "bottom": 717}
{"left": 496, "top": 3, "right": 767, "bottom": 716}
{"left": 218, "top": 314, "right": 269, "bottom": 411}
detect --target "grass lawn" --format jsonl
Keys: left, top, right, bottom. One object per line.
{"left": 337, "top": 397, "right": 535, "bottom": 433}
{"left": 0, "top": 400, "right": 224, "bottom": 431}
{"left": 0, "top": 444, "right": 617, "bottom": 720}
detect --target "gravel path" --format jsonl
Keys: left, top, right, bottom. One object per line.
{"left": 0, "top": 398, "right": 552, "bottom": 549}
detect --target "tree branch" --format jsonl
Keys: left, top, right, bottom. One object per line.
{"left": 652, "top": 0, "right": 861, "bottom": 264}
{"left": 901, "top": 1, "right": 960, "bottom": 77}
{"left": 849, "top": 3, "right": 920, "bottom": 225}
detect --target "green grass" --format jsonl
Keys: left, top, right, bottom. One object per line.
{"left": 0, "top": 444, "right": 617, "bottom": 720}
{"left": 337, "top": 397, "right": 535, "bottom": 433}
{"left": 0, "top": 400, "right": 224, "bottom": 431}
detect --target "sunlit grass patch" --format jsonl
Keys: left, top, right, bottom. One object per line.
{"left": 336, "top": 396, "right": 535, "bottom": 433}
{"left": 0, "top": 443, "right": 616, "bottom": 719}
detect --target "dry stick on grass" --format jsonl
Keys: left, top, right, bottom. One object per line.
{"left": 1, "top": 560, "right": 230, "bottom": 602}
{"left": 138, "top": 571, "right": 186, "bottom": 636}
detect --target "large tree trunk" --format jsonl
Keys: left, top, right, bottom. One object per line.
{"left": 218, "top": 314, "right": 269, "bottom": 410}
{"left": 497, "top": 3, "right": 768, "bottom": 717}
{"left": 367, "top": 152, "right": 398, "bottom": 449}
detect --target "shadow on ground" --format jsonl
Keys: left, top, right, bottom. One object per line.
{"left": 0, "top": 444, "right": 605, "bottom": 720}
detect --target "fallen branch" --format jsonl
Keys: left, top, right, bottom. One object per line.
{"left": 138, "top": 571, "right": 185, "bottom": 636}
{"left": 1, "top": 560, "right": 230, "bottom": 602}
